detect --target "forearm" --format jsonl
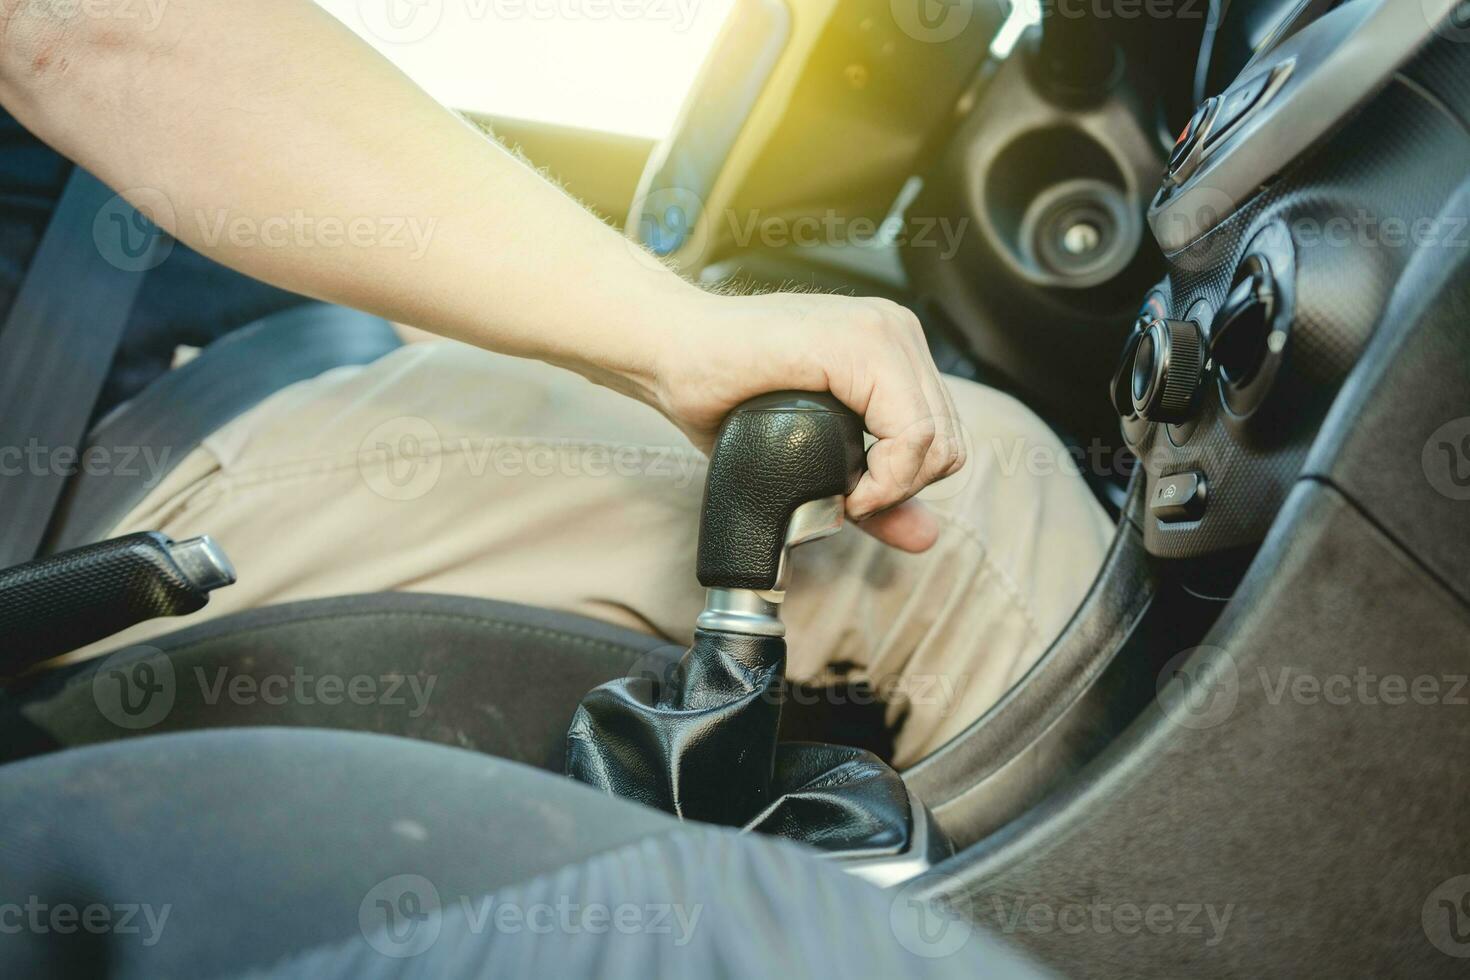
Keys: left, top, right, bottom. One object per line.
{"left": 0, "top": 0, "right": 968, "bottom": 545}
{"left": 0, "top": 0, "right": 701, "bottom": 401}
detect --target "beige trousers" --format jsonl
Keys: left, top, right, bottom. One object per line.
{"left": 64, "top": 342, "right": 1113, "bottom": 765}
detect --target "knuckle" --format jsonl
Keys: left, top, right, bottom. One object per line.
{"left": 852, "top": 302, "right": 892, "bottom": 337}
{"left": 887, "top": 304, "right": 925, "bottom": 340}
{"left": 949, "top": 439, "right": 969, "bottom": 473}
{"left": 904, "top": 418, "right": 940, "bottom": 450}
{"left": 923, "top": 439, "right": 955, "bottom": 475}
{"left": 900, "top": 311, "right": 925, "bottom": 340}
{"left": 941, "top": 441, "right": 966, "bottom": 476}
{"left": 924, "top": 427, "right": 965, "bottom": 479}
{"left": 862, "top": 299, "right": 922, "bottom": 340}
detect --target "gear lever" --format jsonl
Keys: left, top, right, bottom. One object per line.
{"left": 694, "top": 391, "right": 866, "bottom": 636}
{"left": 567, "top": 393, "right": 950, "bottom": 873}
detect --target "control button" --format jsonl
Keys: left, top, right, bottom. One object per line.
{"left": 1211, "top": 260, "right": 1277, "bottom": 385}
{"left": 1131, "top": 319, "right": 1206, "bottom": 424}
{"left": 1139, "top": 291, "right": 1167, "bottom": 324}
{"left": 1168, "top": 99, "right": 1214, "bottom": 177}
{"left": 1205, "top": 69, "right": 1272, "bottom": 148}
{"left": 1110, "top": 325, "right": 1144, "bottom": 418}
{"left": 1153, "top": 472, "right": 1208, "bottom": 523}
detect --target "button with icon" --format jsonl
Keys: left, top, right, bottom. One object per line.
{"left": 1153, "top": 471, "right": 1208, "bottom": 523}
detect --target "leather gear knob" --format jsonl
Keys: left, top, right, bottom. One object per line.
{"left": 696, "top": 392, "right": 866, "bottom": 592}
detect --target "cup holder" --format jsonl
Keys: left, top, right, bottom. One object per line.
{"left": 984, "top": 127, "right": 1142, "bottom": 289}
{"left": 1024, "top": 179, "right": 1135, "bottom": 284}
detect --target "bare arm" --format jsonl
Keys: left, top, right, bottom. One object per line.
{"left": 0, "top": 0, "right": 964, "bottom": 549}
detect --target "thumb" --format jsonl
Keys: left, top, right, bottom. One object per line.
{"left": 852, "top": 499, "right": 941, "bottom": 554}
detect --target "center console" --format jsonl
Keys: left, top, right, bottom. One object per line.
{"left": 908, "top": 0, "right": 1470, "bottom": 847}
{"left": 1113, "top": 0, "right": 1469, "bottom": 563}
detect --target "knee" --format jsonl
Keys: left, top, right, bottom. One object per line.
{"left": 937, "top": 376, "right": 1082, "bottom": 491}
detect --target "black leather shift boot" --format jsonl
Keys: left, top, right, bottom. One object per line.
{"left": 566, "top": 630, "right": 918, "bottom": 855}
{"left": 751, "top": 743, "right": 912, "bottom": 854}
{"left": 566, "top": 629, "right": 783, "bottom": 826}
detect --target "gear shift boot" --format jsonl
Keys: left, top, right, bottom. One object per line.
{"left": 566, "top": 627, "right": 948, "bottom": 869}
{"left": 567, "top": 628, "right": 784, "bottom": 826}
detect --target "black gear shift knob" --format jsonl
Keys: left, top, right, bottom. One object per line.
{"left": 696, "top": 392, "right": 866, "bottom": 593}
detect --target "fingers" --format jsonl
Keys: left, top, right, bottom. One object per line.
{"left": 848, "top": 420, "right": 936, "bottom": 521}
{"left": 843, "top": 303, "right": 966, "bottom": 528}
{"left": 660, "top": 291, "right": 966, "bottom": 555}
{"left": 854, "top": 499, "right": 941, "bottom": 553}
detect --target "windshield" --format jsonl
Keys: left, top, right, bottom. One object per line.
{"left": 316, "top": 0, "right": 736, "bottom": 138}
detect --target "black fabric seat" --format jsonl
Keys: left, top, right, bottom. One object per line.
{"left": 1, "top": 593, "right": 682, "bottom": 772}
{"left": 0, "top": 495, "right": 1055, "bottom": 980}
{"left": 0, "top": 727, "right": 1051, "bottom": 979}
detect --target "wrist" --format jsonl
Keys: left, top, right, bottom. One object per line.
{"left": 630, "top": 279, "right": 728, "bottom": 409}
{"left": 642, "top": 287, "right": 738, "bottom": 418}
{"left": 546, "top": 268, "right": 711, "bottom": 411}
{"left": 645, "top": 292, "right": 838, "bottom": 448}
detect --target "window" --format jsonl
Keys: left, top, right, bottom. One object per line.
{"left": 316, "top": 0, "right": 737, "bottom": 138}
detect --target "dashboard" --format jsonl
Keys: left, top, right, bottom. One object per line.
{"left": 628, "top": 0, "right": 1468, "bottom": 572}
{"left": 627, "top": 0, "right": 1000, "bottom": 268}
{"left": 1118, "top": 0, "right": 1470, "bottom": 561}
{"left": 1196, "top": 0, "right": 1339, "bottom": 101}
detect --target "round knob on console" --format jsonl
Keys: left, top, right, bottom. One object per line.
{"left": 1109, "top": 319, "right": 1146, "bottom": 418}
{"left": 1131, "top": 318, "right": 1205, "bottom": 424}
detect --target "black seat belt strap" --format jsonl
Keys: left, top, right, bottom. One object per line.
{"left": 0, "top": 167, "right": 165, "bottom": 566}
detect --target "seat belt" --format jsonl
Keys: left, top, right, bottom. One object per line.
{"left": 0, "top": 167, "right": 165, "bottom": 566}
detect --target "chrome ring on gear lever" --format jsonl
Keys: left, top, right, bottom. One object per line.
{"left": 697, "top": 494, "right": 847, "bottom": 637}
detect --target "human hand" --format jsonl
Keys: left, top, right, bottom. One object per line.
{"left": 649, "top": 291, "right": 967, "bottom": 554}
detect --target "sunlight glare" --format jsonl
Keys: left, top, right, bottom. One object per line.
{"left": 316, "top": 0, "right": 737, "bottom": 138}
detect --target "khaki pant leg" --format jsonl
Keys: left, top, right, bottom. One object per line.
{"left": 781, "top": 377, "right": 1114, "bottom": 764}
{"left": 56, "top": 342, "right": 1114, "bottom": 768}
